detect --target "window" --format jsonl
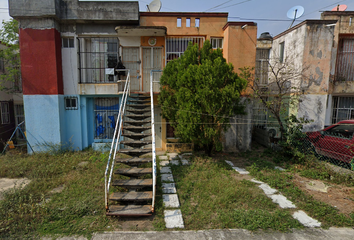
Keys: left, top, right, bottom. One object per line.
{"left": 195, "top": 18, "right": 200, "bottom": 27}
{"left": 94, "top": 98, "right": 119, "bottom": 139}
{"left": 65, "top": 97, "right": 78, "bottom": 110}
{"left": 177, "top": 18, "right": 182, "bottom": 27}
{"left": 324, "top": 124, "right": 354, "bottom": 139}
{"left": 335, "top": 38, "right": 354, "bottom": 82}
{"left": 14, "top": 104, "right": 25, "bottom": 139}
{"left": 255, "top": 49, "right": 270, "bottom": 85}
{"left": 62, "top": 37, "right": 74, "bottom": 48}
{"left": 331, "top": 97, "right": 354, "bottom": 124}
{"left": 253, "top": 99, "right": 268, "bottom": 128}
{"left": 1, "top": 102, "right": 10, "bottom": 124}
{"left": 211, "top": 38, "right": 223, "bottom": 49}
{"left": 279, "top": 42, "right": 285, "bottom": 63}
{"left": 78, "top": 37, "right": 119, "bottom": 83}
{"left": 186, "top": 18, "right": 191, "bottom": 27}
{"left": 166, "top": 36, "right": 205, "bottom": 63}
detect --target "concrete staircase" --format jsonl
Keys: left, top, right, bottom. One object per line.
{"left": 106, "top": 94, "right": 154, "bottom": 217}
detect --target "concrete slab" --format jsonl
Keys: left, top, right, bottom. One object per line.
{"left": 163, "top": 194, "right": 180, "bottom": 208}
{"left": 158, "top": 156, "right": 168, "bottom": 160}
{"left": 160, "top": 161, "right": 170, "bottom": 167}
{"left": 161, "top": 174, "right": 174, "bottom": 182}
{"left": 258, "top": 183, "right": 278, "bottom": 195}
{"left": 181, "top": 160, "right": 189, "bottom": 165}
{"left": 293, "top": 210, "right": 321, "bottom": 227}
{"left": 49, "top": 184, "right": 65, "bottom": 194}
{"left": 232, "top": 167, "right": 250, "bottom": 175}
{"left": 305, "top": 181, "right": 329, "bottom": 193}
{"left": 225, "top": 160, "right": 234, "bottom": 167}
{"left": 162, "top": 183, "right": 177, "bottom": 194}
{"left": 92, "top": 228, "right": 354, "bottom": 240}
{"left": 170, "top": 160, "right": 180, "bottom": 165}
{"left": 164, "top": 209, "right": 184, "bottom": 229}
{"left": 275, "top": 166, "right": 286, "bottom": 171}
{"left": 269, "top": 194, "right": 296, "bottom": 209}
{"left": 160, "top": 167, "right": 172, "bottom": 174}
{"left": 250, "top": 179, "right": 264, "bottom": 184}
{"left": 0, "top": 178, "right": 31, "bottom": 200}
{"left": 181, "top": 152, "right": 192, "bottom": 156}
{"left": 167, "top": 153, "right": 179, "bottom": 159}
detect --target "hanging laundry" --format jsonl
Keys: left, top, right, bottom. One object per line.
{"left": 108, "top": 116, "right": 115, "bottom": 129}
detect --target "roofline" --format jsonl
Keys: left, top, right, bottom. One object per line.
{"left": 222, "top": 21, "right": 257, "bottom": 31}
{"left": 140, "top": 12, "right": 228, "bottom": 18}
{"left": 273, "top": 19, "right": 338, "bottom": 40}
{"left": 322, "top": 11, "right": 354, "bottom": 16}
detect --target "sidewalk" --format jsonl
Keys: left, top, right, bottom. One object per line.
{"left": 47, "top": 228, "right": 354, "bottom": 240}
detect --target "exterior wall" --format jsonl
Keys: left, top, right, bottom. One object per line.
{"left": 140, "top": 13, "right": 227, "bottom": 39}
{"left": 20, "top": 28, "right": 63, "bottom": 95}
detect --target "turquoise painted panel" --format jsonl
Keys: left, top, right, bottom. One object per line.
{"left": 24, "top": 95, "right": 62, "bottom": 153}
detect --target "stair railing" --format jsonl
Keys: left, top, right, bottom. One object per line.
{"left": 150, "top": 69, "right": 162, "bottom": 212}
{"left": 105, "top": 69, "right": 130, "bottom": 210}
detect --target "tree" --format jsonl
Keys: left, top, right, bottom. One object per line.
{"left": 158, "top": 40, "right": 247, "bottom": 156}
{"left": 241, "top": 54, "right": 307, "bottom": 140}
{"left": 0, "top": 18, "right": 20, "bottom": 93}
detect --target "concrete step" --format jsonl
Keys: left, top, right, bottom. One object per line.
{"left": 122, "top": 133, "right": 151, "bottom": 140}
{"left": 116, "top": 157, "right": 152, "bottom": 166}
{"left": 115, "top": 167, "right": 152, "bottom": 177}
{"left": 127, "top": 109, "right": 151, "bottom": 115}
{"left": 121, "top": 140, "right": 152, "bottom": 148}
{"left": 123, "top": 126, "right": 151, "bottom": 133}
{"left": 118, "top": 149, "right": 152, "bottom": 158}
{"left": 125, "top": 120, "right": 151, "bottom": 126}
{"left": 126, "top": 104, "right": 151, "bottom": 110}
{"left": 106, "top": 204, "right": 152, "bottom": 217}
{"left": 109, "top": 191, "right": 152, "bottom": 202}
{"left": 112, "top": 179, "right": 152, "bottom": 188}
{"left": 126, "top": 114, "right": 151, "bottom": 121}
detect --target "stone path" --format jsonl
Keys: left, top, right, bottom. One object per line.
{"left": 158, "top": 153, "right": 191, "bottom": 229}
{"left": 0, "top": 178, "right": 31, "bottom": 200}
{"left": 225, "top": 160, "right": 322, "bottom": 228}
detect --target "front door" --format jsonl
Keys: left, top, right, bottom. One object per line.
{"left": 142, "top": 47, "right": 163, "bottom": 92}
{"left": 122, "top": 47, "right": 141, "bottom": 92}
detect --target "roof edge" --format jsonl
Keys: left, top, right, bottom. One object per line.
{"left": 273, "top": 19, "right": 338, "bottom": 40}
{"left": 140, "top": 12, "right": 228, "bottom": 18}
{"left": 223, "top": 21, "right": 257, "bottom": 31}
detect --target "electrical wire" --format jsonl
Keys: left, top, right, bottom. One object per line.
{"left": 204, "top": 0, "right": 235, "bottom": 12}
{"left": 208, "top": 0, "right": 252, "bottom": 11}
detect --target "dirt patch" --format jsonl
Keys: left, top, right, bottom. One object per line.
{"left": 0, "top": 178, "right": 31, "bottom": 200}
{"left": 292, "top": 174, "right": 354, "bottom": 215}
{"left": 110, "top": 216, "right": 155, "bottom": 231}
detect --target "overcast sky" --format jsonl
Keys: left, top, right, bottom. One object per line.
{"left": 1, "top": 0, "right": 353, "bottom": 37}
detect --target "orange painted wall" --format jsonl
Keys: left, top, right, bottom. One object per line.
{"left": 140, "top": 15, "right": 226, "bottom": 39}
{"left": 141, "top": 36, "right": 165, "bottom": 47}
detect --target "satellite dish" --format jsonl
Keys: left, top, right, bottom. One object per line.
{"left": 287, "top": 6, "right": 305, "bottom": 29}
{"left": 331, "top": 4, "right": 347, "bottom": 11}
{"left": 147, "top": 0, "right": 162, "bottom": 12}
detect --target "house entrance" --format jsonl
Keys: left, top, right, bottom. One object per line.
{"left": 122, "top": 47, "right": 141, "bottom": 92}
{"left": 142, "top": 47, "right": 163, "bottom": 92}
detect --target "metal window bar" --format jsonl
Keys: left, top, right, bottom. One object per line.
{"left": 105, "top": 70, "right": 131, "bottom": 209}
{"left": 78, "top": 37, "right": 119, "bottom": 83}
{"left": 14, "top": 104, "right": 25, "bottom": 139}
{"left": 331, "top": 96, "right": 354, "bottom": 124}
{"left": 336, "top": 38, "right": 354, "bottom": 82}
{"left": 94, "top": 97, "right": 120, "bottom": 139}
{"left": 166, "top": 36, "right": 205, "bottom": 64}
{"left": 0, "top": 102, "right": 10, "bottom": 124}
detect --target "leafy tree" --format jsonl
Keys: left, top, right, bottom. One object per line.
{"left": 240, "top": 55, "right": 307, "bottom": 140}
{"left": 158, "top": 40, "right": 247, "bottom": 156}
{"left": 0, "top": 18, "right": 20, "bottom": 93}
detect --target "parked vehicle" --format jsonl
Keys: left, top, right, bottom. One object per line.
{"left": 305, "top": 120, "right": 354, "bottom": 163}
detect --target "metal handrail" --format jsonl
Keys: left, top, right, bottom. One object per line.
{"left": 105, "top": 70, "right": 130, "bottom": 210}
{"left": 150, "top": 69, "right": 162, "bottom": 212}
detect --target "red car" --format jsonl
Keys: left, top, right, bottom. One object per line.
{"left": 306, "top": 120, "right": 354, "bottom": 163}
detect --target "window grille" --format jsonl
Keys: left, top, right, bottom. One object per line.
{"left": 335, "top": 38, "right": 354, "bottom": 82}
{"left": 166, "top": 36, "right": 205, "bottom": 64}
{"left": 94, "top": 98, "right": 120, "bottom": 139}
{"left": 78, "top": 37, "right": 119, "bottom": 83}
{"left": 14, "top": 104, "right": 25, "bottom": 139}
{"left": 65, "top": 97, "right": 78, "bottom": 110}
{"left": 255, "top": 49, "right": 270, "bottom": 86}
{"left": 331, "top": 96, "right": 354, "bottom": 124}
{"left": 253, "top": 99, "right": 268, "bottom": 128}
{"left": 0, "top": 102, "right": 10, "bottom": 124}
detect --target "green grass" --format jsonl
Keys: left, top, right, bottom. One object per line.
{"left": 0, "top": 149, "right": 164, "bottom": 239}
{"left": 248, "top": 164, "right": 354, "bottom": 228}
{"left": 171, "top": 155, "right": 303, "bottom": 231}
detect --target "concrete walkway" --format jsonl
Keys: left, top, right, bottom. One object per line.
{"left": 47, "top": 228, "right": 354, "bottom": 240}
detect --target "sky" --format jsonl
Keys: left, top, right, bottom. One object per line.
{"left": 1, "top": 0, "right": 354, "bottom": 37}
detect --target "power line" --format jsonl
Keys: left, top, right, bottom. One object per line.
{"left": 205, "top": 0, "right": 235, "bottom": 12}
{"left": 209, "top": 0, "right": 252, "bottom": 11}
{"left": 302, "top": 0, "right": 348, "bottom": 17}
